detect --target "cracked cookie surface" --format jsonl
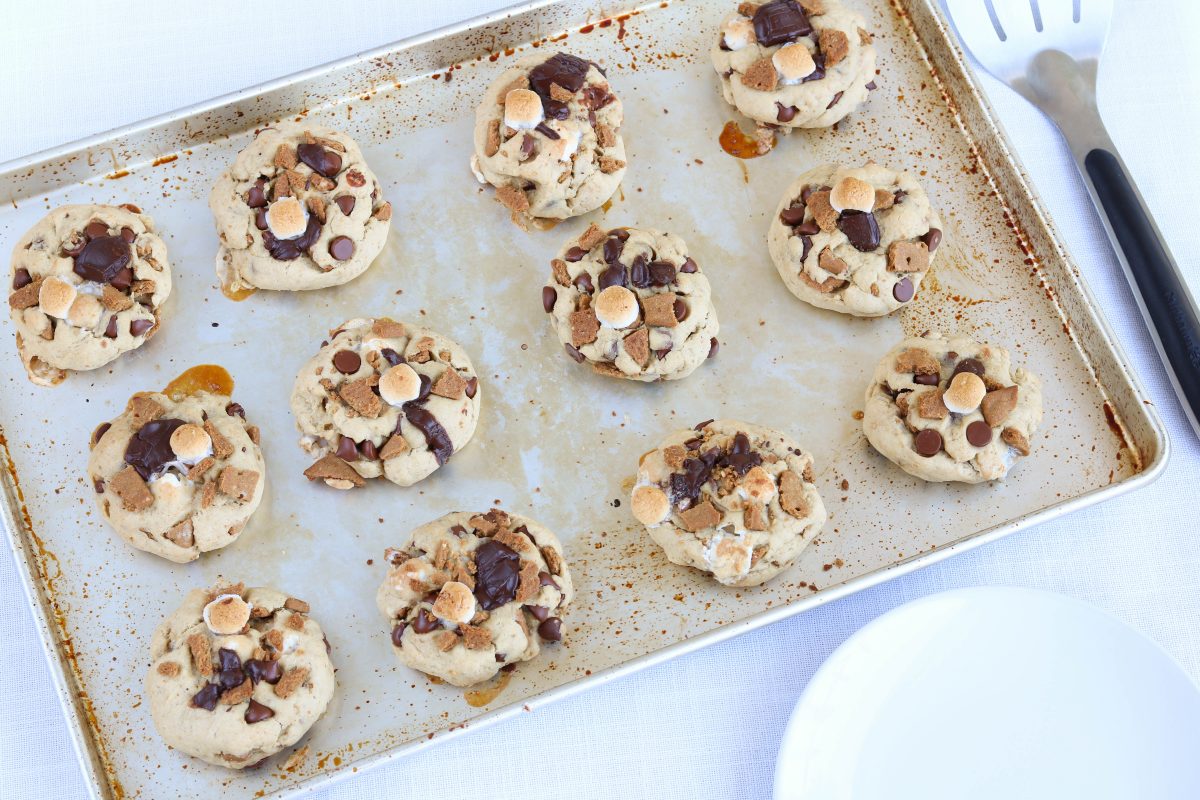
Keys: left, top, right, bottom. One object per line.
{"left": 543, "top": 224, "right": 719, "bottom": 381}
{"left": 711, "top": 0, "right": 876, "bottom": 130}
{"left": 470, "top": 52, "right": 626, "bottom": 224}
{"left": 88, "top": 390, "right": 265, "bottom": 563}
{"left": 768, "top": 162, "right": 942, "bottom": 316}
{"left": 863, "top": 335, "right": 1043, "bottom": 482}
{"left": 633, "top": 419, "right": 826, "bottom": 586}
{"left": 291, "top": 317, "right": 480, "bottom": 488}
{"left": 376, "top": 510, "right": 574, "bottom": 686}
{"left": 145, "top": 583, "right": 335, "bottom": 769}
{"left": 8, "top": 203, "right": 172, "bottom": 385}
{"left": 209, "top": 122, "right": 392, "bottom": 292}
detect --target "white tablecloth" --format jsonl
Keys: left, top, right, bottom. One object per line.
{"left": 2, "top": 1, "right": 1197, "bottom": 797}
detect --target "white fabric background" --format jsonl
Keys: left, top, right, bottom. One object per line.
{"left": 2, "top": 1, "right": 1198, "bottom": 797}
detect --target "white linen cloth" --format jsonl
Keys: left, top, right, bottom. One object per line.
{"left": 1, "top": 1, "right": 1197, "bottom": 797}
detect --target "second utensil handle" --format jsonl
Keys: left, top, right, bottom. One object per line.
{"left": 1084, "top": 147, "right": 1200, "bottom": 435}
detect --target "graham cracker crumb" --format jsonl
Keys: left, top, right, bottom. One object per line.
{"left": 187, "top": 633, "right": 213, "bottom": 677}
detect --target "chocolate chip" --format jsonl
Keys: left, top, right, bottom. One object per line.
{"left": 892, "top": 277, "right": 914, "bottom": 302}
{"left": 826, "top": 91, "right": 844, "bottom": 110}
{"left": 564, "top": 247, "right": 587, "bottom": 262}
{"left": 922, "top": 227, "right": 943, "bottom": 253}
{"left": 74, "top": 236, "right": 131, "bottom": 283}
{"left": 779, "top": 204, "right": 806, "bottom": 226}
{"left": 542, "top": 286, "right": 557, "bottom": 313}
{"left": 914, "top": 428, "right": 942, "bottom": 457}
{"left": 673, "top": 298, "right": 688, "bottom": 321}
{"left": 649, "top": 261, "right": 676, "bottom": 286}
{"left": 120, "top": 227, "right": 136, "bottom": 244}
{"left": 796, "top": 220, "right": 820, "bottom": 235}
{"left": 191, "top": 683, "right": 220, "bottom": 711}
{"left": 12, "top": 268, "right": 32, "bottom": 290}
{"left": 914, "top": 373, "right": 939, "bottom": 386}
{"left": 104, "top": 317, "right": 118, "bottom": 339}
{"left": 539, "top": 571, "right": 560, "bottom": 590}
{"left": 246, "top": 180, "right": 267, "bottom": 208}
{"left": 603, "top": 235, "right": 625, "bottom": 266}
{"left": 800, "top": 235, "right": 813, "bottom": 262}
{"left": 629, "top": 255, "right": 649, "bottom": 288}
{"left": 520, "top": 134, "right": 537, "bottom": 161}
{"left": 609, "top": 228, "right": 630, "bottom": 241}
{"left": 110, "top": 266, "right": 133, "bottom": 291}
{"left": 402, "top": 405, "right": 453, "bottom": 465}
{"left": 130, "top": 319, "right": 153, "bottom": 337}
{"left": 598, "top": 264, "right": 626, "bottom": 290}
{"left": 124, "top": 418, "right": 187, "bottom": 479}
{"left": 966, "top": 420, "right": 993, "bottom": 447}
{"left": 381, "top": 348, "right": 403, "bottom": 367}
{"left": 776, "top": 102, "right": 799, "bottom": 123}
{"left": 801, "top": 187, "right": 814, "bottom": 204}
{"left": 866, "top": 80, "right": 877, "bottom": 90}
{"left": 254, "top": 209, "right": 268, "bottom": 230}
{"left": 332, "top": 349, "right": 361, "bottom": 374}
{"left": 680, "top": 258, "right": 698, "bottom": 274}
{"left": 525, "top": 604, "right": 550, "bottom": 622}
{"left": 708, "top": 337, "right": 719, "bottom": 359}
{"left": 262, "top": 215, "right": 321, "bottom": 261}
{"left": 84, "top": 220, "right": 109, "bottom": 239}
{"left": 953, "top": 358, "right": 985, "bottom": 378}
{"left": 336, "top": 435, "right": 359, "bottom": 462}
{"left": 537, "top": 617, "right": 563, "bottom": 641}
{"left": 411, "top": 607, "right": 440, "bottom": 634}
{"left": 329, "top": 236, "right": 356, "bottom": 261}
{"left": 802, "top": 54, "right": 827, "bottom": 83}
{"left": 225, "top": 402, "right": 245, "bottom": 418}
{"left": 465, "top": 377, "right": 479, "bottom": 398}
{"left": 752, "top": 0, "right": 812, "bottom": 47}
{"left": 564, "top": 343, "right": 585, "bottom": 363}
{"left": 217, "top": 648, "right": 245, "bottom": 690}
{"left": 573, "top": 272, "right": 594, "bottom": 294}
{"left": 391, "top": 623, "right": 406, "bottom": 647}
{"left": 334, "top": 195, "right": 356, "bottom": 216}
{"left": 534, "top": 121, "right": 560, "bottom": 140}
{"left": 359, "top": 439, "right": 378, "bottom": 460}
{"left": 415, "top": 373, "right": 432, "bottom": 402}
{"left": 837, "top": 211, "right": 880, "bottom": 252}
{"left": 724, "top": 432, "right": 763, "bottom": 475}
{"left": 245, "top": 699, "right": 275, "bottom": 724}
{"left": 245, "top": 659, "right": 282, "bottom": 685}
{"left": 474, "top": 539, "right": 521, "bottom": 611}
{"left": 297, "top": 142, "right": 342, "bottom": 178}
{"left": 92, "top": 422, "right": 111, "bottom": 446}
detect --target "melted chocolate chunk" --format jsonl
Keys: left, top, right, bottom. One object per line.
{"left": 84, "top": 221, "right": 109, "bottom": 239}
{"left": 724, "top": 432, "right": 763, "bottom": 475}
{"left": 245, "top": 699, "right": 275, "bottom": 724}
{"left": 680, "top": 258, "right": 698, "bottom": 274}
{"left": 381, "top": 348, "right": 404, "bottom": 367}
{"left": 465, "top": 377, "right": 479, "bottom": 398}
{"left": 753, "top": 0, "right": 812, "bottom": 47}
{"left": 74, "top": 236, "right": 131, "bottom": 283}
{"left": 802, "top": 54, "right": 826, "bottom": 83}
{"left": 780, "top": 203, "right": 806, "bottom": 226}
{"left": 334, "top": 195, "right": 356, "bottom": 216}
{"left": 110, "top": 266, "right": 134, "bottom": 291}
{"left": 336, "top": 435, "right": 359, "bottom": 462}
{"left": 629, "top": 255, "right": 650, "bottom": 288}
{"left": 191, "top": 683, "right": 220, "bottom": 711}
{"left": 914, "top": 373, "right": 939, "bottom": 386}
{"left": 124, "top": 418, "right": 187, "bottom": 480}
{"left": 525, "top": 604, "right": 550, "bottom": 622}
{"left": 246, "top": 179, "right": 267, "bottom": 208}
{"left": 390, "top": 623, "right": 406, "bottom": 647}
{"left": 603, "top": 235, "right": 625, "bottom": 266}
{"left": 574, "top": 272, "right": 594, "bottom": 294}
{"left": 411, "top": 607, "right": 440, "bottom": 634}
{"left": 529, "top": 53, "right": 591, "bottom": 119}
{"left": 598, "top": 264, "right": 627, "bottom": 290}
{"left": 297, "top": 142, "right": 343, "bottom": 178}
{"left": 609, "top": 228, "right": 631, "bottom": 241}
{"left": 262, "top": 214, "right": 322, "bottom": 261}
{"left": 542, "top": 286, "right": 557, "bottom": 313}
{"left": 359, "top": 439, "right": 379, "bottom": 460}
{"left": 402, "top": 405, "right": 453, "bottom": 465}
{"left": 564, "top": 247, "right": 587, "bottom": 262}
{"left": 217, "top": 648, "right": 245, "bottom": 690}
{"left": 776, "top": 102, "right": 799, "bottom": 123}
{"left": 953, "top": 358, "right": 985, "bottom": 378}
{"left": 538, "top": 617, "right": 563, "bottom": 641}
{"left": 800, "top": 234, "right": 813, "bottom": 262}
{"left": 245, "top": 658, "right": 282, "bottom": 685}
{"left": 837, "top": 211, "right": 880, "bottom": 252}
{"left": 648, "top": 261, "right": 676, "bottom": 286}
{"left": 534, "top": 121, "right": 560, "bottom": 140}
{"left": 708, "top": 337, "right": 720, "bottom": 359}
{"left": 130, "top": 319, "right": 154, "bottom": 337}
{"left": 473, "top": 539, "right": 521, "bottom": 611}
{"left": 564, "top": 343, "right": 585, "bottom": 363}
{"left": 580, "top": 85, "right": 614, "bottom": 109}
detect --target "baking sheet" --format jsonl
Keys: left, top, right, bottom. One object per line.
{"left": 0, "top": 0, "right": 1166, "bottom": 797}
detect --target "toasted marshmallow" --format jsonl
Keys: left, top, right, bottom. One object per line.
{"left": 379, "top": 363, "right": 421, "bottom": 406}
{"left": 39, "top": 276, "right": 77, "bottom": 319}
{"left": 705, "top": 531, "right": 752, "bottom": 578}
{"left": 203, "top": 593, "right": 251, "bottom": 635}
{"left": 773, "top": 43, "right": 817, "bottom": 85}
{"left": 68, "top": 294, "right": 103, "bottom": 329}
{"left": 739, "top": 466, "right": 777, "bottom": 503}
{"left": 595, "top": 285, "right": 639, "bottom": 328}
{"left": 504, "top": 88, "right": 544, "bottom": 131}
{"left": 169, "top": 423, "right": 213, "bottom": 464}
{"left": 943, "top": 371, "right": 987, "bottom": 414}
{"left": 432, "top": 580, "right": 476, "bottom": 624}
{"left": 632, "top": 485, "right": 670, "bottom": 526}
{"left": 554, "top": 127, "right": 582, "bottom": 162}
{"left": 722, "top": 17, "right": 755, "bottom": 50}
{"left": 393, "top": 558, "right": 433, "bottom": 593}
{"left": 265, "top": 196, "right": 309, "bottom": 240}
{"left": 829, "top": 176, "right": 876, "bottom": 213}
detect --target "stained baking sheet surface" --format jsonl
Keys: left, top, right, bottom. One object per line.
{"left": 0, "top": 0, "right": 1163, "bottom": 797}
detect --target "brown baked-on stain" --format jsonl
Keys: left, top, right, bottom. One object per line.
{"left": 463, "top": 669, "right": 513, "bottom": 707}
{"left": 150, "top": 154, "right": 179, "bottom": 167}
{"left": 105, "top": 170, "right": 130, "bottom": 180}
{"left": 163, "top": 364, "right": 235, "bottom": 399}
{"left": 718, "top": 121, "right": 769, "bottom": 159}
{"left": 0, "top": 432, "right": 127, "bottom": 798}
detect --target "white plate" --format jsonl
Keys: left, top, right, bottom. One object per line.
{"left": 774, "top": 587, "right": 1200, "bottom": 800}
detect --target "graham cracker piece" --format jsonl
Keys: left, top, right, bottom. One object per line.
{"left": 981, "top": 386, "right": 1019, "bottom": 427}
{"left": 339, "top": 377, "right": 384, "bottom": 418}
{"left": 541, "top": 545, "right": 564, "bottom": 576}
{"left": 285, "top": 612, "right": 306, "bottom": 631}
{"left": 484, "top": 119, "right": 501, "bottom": 157}
{"left": 818, "top": 29, "right": 849, "bottom": 66}
{"left": 818, "top": 247, "right": 848, "bottom": 276}
{"left": 916, "top": 390, "right": 948, "bottom": 420}
{"left": 263, "top": 629, "right": 284, "bottom": 652}
{"left": 779, "top": 471, "right": 811, "bottom": 518}
{"left": 496, "top": 184, "right": 529, "bottom": 212}
{"left": 663, "top": 444, "right": 687, "bottom": 469}
{"left": 569, "top": 307, "right": 600, "bottom": 347}
{"left": 303, "top": 454, "right": 366, "bottom": 488}
{"left": 741, "top": 57, "right": 778, "bottom": 92}
{"left": 494, "top": 527, "right": 532, "bottom": 554}
{"left": 101, "top": 284, "right": 133, "bottom": 311}
{"left": 799, "top": 272, "right": 846, "bottom": 294}
{"left": 431, "top": 368, "right": 467, "bottom": 400}
{"left": 200, "top": 481, "right": 218, "bottom": 508}
{"left": 274, "top": 144, "right": 298, "bottom": 169}
{"left": 217, "top": 467, "right": 259, "bottom": 502}
{"left": 435, "top": 631, "right": 458, "bottom": 652}
{"left": 110, "top": 466, "right": 153, "bottom": 512}
{"left": 274, "top": 666, "right": 310, "bottom": 699}
{"left": 642, "top": 293, "right": 678, "bottom": 328}
{"left": 379, "top": 434, "right": 410, "bottom": 461}
{"left": 284, "top": 597, "right": 310, "bottom": 613}
{"left": 549, "top": 82, "right": 575, "bottom": 102}
{"left": 220, "top": 678, "right": 254, "bottom": 706}
{"left": 744, "top": 503, "right": 768, "bottom": 531}
{"left": 515, "top": 559, "right": 541, "bottom": 603}
{"left": 873, "top": 188, "right": 895, "bottom": 210}
{"left": 551, "top": 259, "right": 571, "bottom": 286}
{"left": 461, "top": 624, "right": 493, "bottom": 650}
{"left": 187, "top": 633, "right": 213, "bottom": 677}
{"left": 157, "top": 661, "right": 181, "bottom": 677}
{"left": 187, "top": 457, "right": 215, "bottom": 482}
{"left": 127, "top": 394, "right": 165, "bottom": 426}
{"left": 164, "top": 518, "right": 194, "bottom": 548}
{"left": 595, "top": 123, "right": 617, "bottom": 149}
{"left": 678, "top": 500, "right": 721, "bottom": 532}
{"left": 623, "top": 327, "right": 650, "bottom": 367}
{"left": 888, "top": 241, "right": 930, "bottom": 273}
{"left": 8, "top": 278, "right": 42, "bottom": 310}
{"left": 599, "top": 156, "right": 625, "bottom": 174}
{"left": 203, "top": 420, "right": 234, "bottom": 459}
{"left": 1001, "top": 427, "right": 1031, "bottom": 456}
{"left": 806, "top": 190, "right": 839, "bottom": 232}
{"left": 578, "top": 223, "right": 606, "bottom": 251}
{"left": 894, "top": 347, "right": 941, "bottom": 376}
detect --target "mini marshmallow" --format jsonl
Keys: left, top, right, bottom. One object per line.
{"left": 265, "top": 196, "right": 309, "bottom": 240}
{"left": 203, "top": 594, "right": 251, "bottom": 635}
{"left": 169, "top": 423, "right": 213, "bottom": 464}
{"left": 379, "top": 363, "right": 421, "bottom": 406}
{"left": 554, "top": 127, "right": 582, "bottom": 162}
{"left": 68, "top": 294, "right": 103, "bottom": 329}
{"left": 772, "top": 43, "right": 817, "bottom": 85}
{"left": 943, "top": 371, "right": 987, "bottom": 414}
{"left": 432, "top": 580, "right": 476, "bottom": 624}
{"left": 39, "top": 276, "right": 77, "bottom": 319}
{"left": 739, "top": 466, "right": 777, "bottom": 503}
{"left": 504, "top": 88, "right": 544, "bottom": 131}
{"left": 595, "top": 285, "right": 639, "bottom": 328}
{"left": 829, "top": 176, "right": 876, "bottom": 213}
{"left": 722, "top": 17, "right": 756, "bottom": 50}
{"left": 632, "top": 485, "right": 670, "bottom": 526}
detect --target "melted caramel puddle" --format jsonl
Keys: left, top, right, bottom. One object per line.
{"left": 529, "top": 217, "right": 561, "bottom": 232}
{"left": 719, "top": 120, "right": 772, "bottom": 159}
{"left": 221, "top": 277, "right": 257, "bottom": 302}
{"left": 164, "top": 364, "right": 234, "bottom": 399}
{"left": 464, "top": 670, "right": 512, "bottom": 707}
{"left": 601, "top": 198, "right": 614, "bottom": 214}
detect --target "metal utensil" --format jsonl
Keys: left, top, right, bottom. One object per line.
{"left": 946, "top": 0, "right": 1200, "bottom": 439}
